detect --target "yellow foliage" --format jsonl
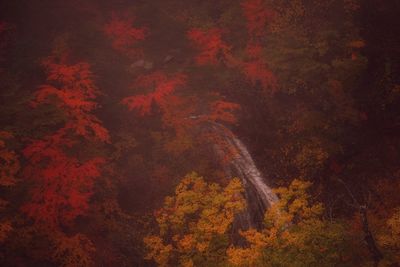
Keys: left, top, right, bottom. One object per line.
{"left": 143, "top": 235, "right": 173, "bottom": 266}
{"left": 144, "top": 172, "right": 246, "bottom": 266}
{"left": 52, "top": 233, "right": 96, "bottom": 267}
{"left": 228, "top": 179, "right": 349, "bottom": 267}
{"left": 177, "top": 234, "right": 195, "bottom": 252}
{"left": 293, "top": 141, "right": 329, "bottom": 175}
{"left": 377, "top": 208, "right": 400, "bottom": 264}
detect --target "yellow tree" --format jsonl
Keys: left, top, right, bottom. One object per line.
{"left": 227, "top": 179, "right": 352, "bottom": 267}
{"left": 376, "top": 182, "right": 400, "bottom": 265}
{"left": 144, "top": 172, "right": 245, "bottom": 266}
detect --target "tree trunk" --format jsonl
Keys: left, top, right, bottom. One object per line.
{"left": 359, "top": 205, "right": 383, "bottom": 267}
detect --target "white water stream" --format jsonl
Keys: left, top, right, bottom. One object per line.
{"left": 207, "top": 122, "right": 278, "bottom": 229}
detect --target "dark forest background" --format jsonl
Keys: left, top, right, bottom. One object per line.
{"left": 0, "top": 0, "right": 400, "bottom": 266}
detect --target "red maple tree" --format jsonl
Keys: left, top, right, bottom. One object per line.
{"left": 23, "top": 54, "right": 109, "bottom": 228}
{"left": 104, "top": 13, "right": 147, "bottom": 58}
{"left": 33, "top": 56, "right": 110, "bottom": 142}
{"left": 240, "top": 1, "right": 277, "bottom": 92}
{"left": 186, "top": 1, "right": 278, "bottom": 93}
{"left": 122, "top": 71, "right": 187, "bottom": 115}
{"left": 187, "top": 28, "right": 231, "bottom": 66}
{"left": 122, "top": 70, "right": 241, "bottom": 158}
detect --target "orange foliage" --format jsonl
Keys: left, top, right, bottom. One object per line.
{"left": 52, "top": 232, "right": 96, "bottom": 267}
{"left": 187, "top": 28, "right": 231, "bottom": 65}
{"left": 104, "top": 13, "right": 147, "bottom": 58}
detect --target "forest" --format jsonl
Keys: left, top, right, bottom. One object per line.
{"left": 0, "top": 0, "right": 400, "bottom": 266}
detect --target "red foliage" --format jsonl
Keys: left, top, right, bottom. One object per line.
{"left": 240, "top": 2, "right": 277, "bottom": 92}
{"left": 122, "top": 71, "right": 187, "bottom": 115}
{"left": 186, "top": 22, "right": 277, "bottom": 93}
{"left": 23, "top": 136, "right": 104, "bottom": 227}
{"left": 122, "top": 70, "right": 241, "bottom": 157}
{"left": 23, "top": 55, "right": 109, "bottom": 228}
{"left": 163, "top": 95, "right": 197, "bottom": 130}
{"left": 187, "top": 28, "right": 230, "bottom": 65}
{"left": 241, "top": 0, "right": 275, "bottom": 38}
{"left": 123, "top": 71, "right": 240, "bottom": 126}
{"left": 242, "top": 60, "right": 277, "bottom": 91}
{"left": 121, "top": 62, "right": 242, "bottom": 157}
{"left": 208, "top": 100, "right": 241, "bottom": 124}
{"left": 34, "top": 56, "right": 110, "bottom": 142}
{"left": 104, "top": 13, "right": 147, "bottom": 58}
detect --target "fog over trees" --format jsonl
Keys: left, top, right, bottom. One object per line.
{"left": 0, "top": 0, "right": 400, "bottom": 266}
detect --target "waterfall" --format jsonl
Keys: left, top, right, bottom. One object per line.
{"left": 205, "top": 122, "right": 278, "bottom": 230}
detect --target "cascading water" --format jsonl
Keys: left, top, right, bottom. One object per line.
{"left": 205, "top": 122, "right": 278, "bottom": 230}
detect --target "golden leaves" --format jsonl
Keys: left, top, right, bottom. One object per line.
{"left": 52, "top": 233, "right": 96, "bottom": 267}
{"left": 227, "top": 179, "right": 349, "bottom": 266}
{"left": 377, "top": 208, "right": 400, "bottom": 263}
{"left": 143, "top": 235, "right": 173, "bottom": 267}
{"left": 144, "top": 172, "right": 246, "bottom": 266}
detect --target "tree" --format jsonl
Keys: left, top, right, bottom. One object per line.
{"left": 377, "top": 208, "right": 400, "bottom": 265}
{"left": 187, "top": 28, "right": 231, "bottom": 66}
{"left": 144, "top": 172, "right": 245, "bottom": 266}
{"left": 23, "top": 53, "right": 109, "bottom": 228}
{"left": 227, "top": 179, "right": 352, "bottom": 266}
{"left": 122, "top": 71, "right": 241, "bottom": 157}
{"left": 104, "top": 13, "right": 147, "bottom": 58}
{"left": 186, "top": 1, "right": 277, "bottom": 94}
